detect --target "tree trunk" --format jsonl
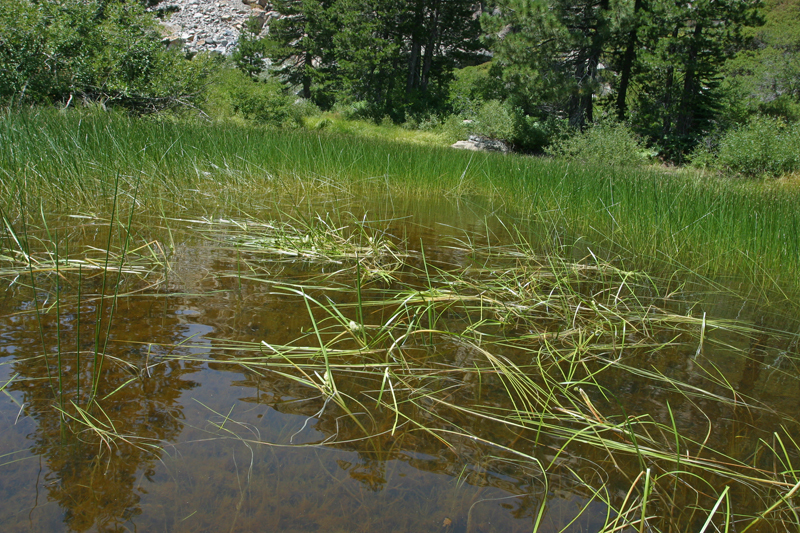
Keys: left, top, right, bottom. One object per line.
{"left": 420, "top": 0, "right": 441, "bottom": 92}
{"left": 406, "top": 0, "right": 424, "bottom": 96}
{"left": 302, "top": 50, "right": 312, "bottom": 99}
{"left": 569, "top": 0, "right": 608, "bottom": 129}
{"left": 661, "top": 25, "right": 680, "bottom": 138}
{"left": 615, "top": 0, "right": 643, "bottom": 121}
{"left": 675, "top": 23, "right": 703, "bottom": 137}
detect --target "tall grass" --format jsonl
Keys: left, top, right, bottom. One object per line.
{"left": 1, "top": 108, "right": 799, "bottom": 296}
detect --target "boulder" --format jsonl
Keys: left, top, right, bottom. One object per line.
{"left": 451, "top": 135, "right": 510, "bottom": 153}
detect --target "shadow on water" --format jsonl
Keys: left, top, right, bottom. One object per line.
{"left": 1, "top": 195, "right": 799, "bottom": 532}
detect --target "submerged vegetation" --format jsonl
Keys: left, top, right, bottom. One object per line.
{"left": 2, "top": 199, "right": 800, "bottom": 531}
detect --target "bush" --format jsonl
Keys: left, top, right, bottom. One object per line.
{"left": 470, "top": 100, "right": 515, "bottom": 141}
{"left": 441, "top": 115, "right": 470, "bottom": 143}
{"left": 0, "top": 0, "right": 212, "bottom": 111}
{"left": 224, "top": 70, "right": 294, "bottom": 126}
{"left": 546, "top": 119, "right": 649, "bottom": 167}
{"left": 448, "top": 62, "right": 504, "bottom": 116}
{"left": 712, "top": 116, "right": 800, "bottom": 177}
{"left": 511, "top": 114, "right": 568, "bottom": 153}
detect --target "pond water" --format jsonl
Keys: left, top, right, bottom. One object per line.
{"left": 1, "top": 195, "right": 798, "bottom": 532}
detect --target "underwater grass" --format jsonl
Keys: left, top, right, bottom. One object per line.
{"left": 1, "top": 108, "right": 799, "bottom": 298}
{"left": 3, "top": 204, "right": 800, "bottom": 531}
{"left": 108, "top": 213, "right": 800, "bottom": 532}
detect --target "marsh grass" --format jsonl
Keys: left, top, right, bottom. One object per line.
{"left": 2, "top": 108, "right": 799, "bottom": 296}
{"left": 116, "top": 214, "right": 800, "bottom": 532}
{"left": 0, "top": 187, "right": 170, "bottom": 457}
{"left": 3, "top": 107, "right": 800, "bottom": 530}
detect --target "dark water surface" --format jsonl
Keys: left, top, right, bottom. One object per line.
{"left": 1, "top": 195, "right": 798, "bottom": 532}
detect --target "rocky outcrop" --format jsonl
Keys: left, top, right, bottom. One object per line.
{"left": 154, "top": 0, "right": 279, "bottom": 56}
{"left": 451, "top": 135, "right": 511, "bottom": 153}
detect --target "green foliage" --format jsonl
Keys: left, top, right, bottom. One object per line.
{"left": 721, "top": 0, "right": 800, "bottom": 123}
{"left": 547, "top": 119, "right": 649, "bottom": 167}
{"left": 483, "top": 0, "right": 763, "bottom": 161}
{"left": 231, "top": 17, "right": 270, "bottom": 78}
{"left": 261, "top": 0, "right": 481, "bottom": 118}
{"left": 448, "top": 62, "right": 505, "bottom": 116}
{"left": 470, "top": 100, "right": 515, "bottom": 141}
{"left": 0, "top": 0, "right": 211, "bottom": 111}
{"left": 701, "top": 116, "right": 800, "bottom": 177}
{"left": 263, "top": 0, "right": 338, "bottom": 103}
{"left": 482, "top": 0, "right": 612, "bottom": 130}
{"left": 511, "top": 114, "right": 569, "bottom": 153}
{"left": 623, "top": 0, "right": 763, "bottom": 161}
{"left": 0, "top": 0, "right": 46, "bottom": 102}
{"left": 221, "top": 69, "right": 296, "bottom": 126}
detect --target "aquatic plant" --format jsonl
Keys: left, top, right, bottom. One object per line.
{"left": 1, "top": 108, "right": 799, "bottom": 294}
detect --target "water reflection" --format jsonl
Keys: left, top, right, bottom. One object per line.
{"left": 1, "top": 202, "right": 800, "bottom": 532}
{"left": 0, "top": 283, "right": 204, "bottom": 531}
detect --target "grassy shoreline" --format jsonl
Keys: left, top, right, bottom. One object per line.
{"left": 2, "top": 108, "right": 798, "bottom": 297}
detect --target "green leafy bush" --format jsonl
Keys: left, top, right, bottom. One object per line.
{"left": 711, "top": 116, "right": 800, "bottom": 177}
{"left": 511, "top": 114, "right": 568, "bottom": 153}
{"left": 0, "top": 0, "right": 211, "bottom": 111}
{"left": 469, "top": 100, "right": 515, "bottom": 141}
{"left": 547, "top": 119, "right": 649, "bottom": 167}
{"left": 225, "top": 73, "right": 294, "bottom": 126}
{"left": 448, "top": 62, "right": 504, "bottom": 116}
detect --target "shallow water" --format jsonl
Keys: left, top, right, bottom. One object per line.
{"left": 1, "top": 195, "right": 798, "bottom": 532}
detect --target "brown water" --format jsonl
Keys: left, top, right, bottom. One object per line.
{"left": 1, "top": 196, "right": 799, "bottom": 532}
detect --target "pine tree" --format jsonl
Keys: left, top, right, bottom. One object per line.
{"left": 628, "top": 0, "right": 762, "bottom": 158}
{"left": 264, "top": 0, "right": 338, "bottom": 101}
{"left": 334, "top": 0, "right": 481, "bottom": 117}
{"left": 483, "top": 0, "right": 613, "bottom": 129}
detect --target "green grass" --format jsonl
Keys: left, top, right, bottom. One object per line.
{"left": 302, "top": 111, "right": 456, "bottom": 146}
{"left": 1, "top": 107, "right": 799, "bottom": 299}
{"left": 135, "top": 214, "right": 800, "bottom": 532}
{"left": 3, "top": 198, "right": 800, "bottom": 531}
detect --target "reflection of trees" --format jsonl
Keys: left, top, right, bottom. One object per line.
{"left": 228, "top": 367, "right": 607, "bottom": 530}
{"left": 5, "top": 296, "right": 202, "bottom": 532}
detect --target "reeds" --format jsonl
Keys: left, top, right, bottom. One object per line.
{"left": 1, "top": 108, "right": 799, "bottom": 294}
{"left": 127, "top": 213, "right": 800, "bottom": 532}
{"left": 2, "top": 107, "right": 800, "bottom": 530}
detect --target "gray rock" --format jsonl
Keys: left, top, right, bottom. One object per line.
{"left": 151, "top": 0, "right": 278, "bottom": 55}
{"left": 452, "top": 136, "right": 511, "bottom": 153}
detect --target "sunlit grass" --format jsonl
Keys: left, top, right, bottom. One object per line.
{"left": 126, "top": 214, "right": 800, "bottom": 532}
{"left": 302, "top": 111, "right": 454, "bottom": 146}
{"left": 2, "top": 107, "right": 798, "bottom": 298}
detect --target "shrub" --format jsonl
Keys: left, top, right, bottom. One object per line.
{"left": 0, "top": 0, "right": 212, "bottom": 111}
{"left": 546, "top": 119, "right": 649, "bottom": 167}
{"left": 225, "top": 73, "right": 294, "bottom": 126}
{"left": 448, "top": 62, "right": 504, "bottom": 116}
{"left": 470, "top": 100, "right": 515, "bottom": 141}
{"left": 713, "top": 116, "right": 800, "bottom": 177}
{"left": 511, "top": 114, "right": 568, "bottom": 153}
{"left": 441, "top": 114, "right": 470, "bottom": 143}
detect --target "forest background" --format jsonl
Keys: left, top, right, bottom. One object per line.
{"left": 1, "top": 0, "right": 799, "bottom": 176}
